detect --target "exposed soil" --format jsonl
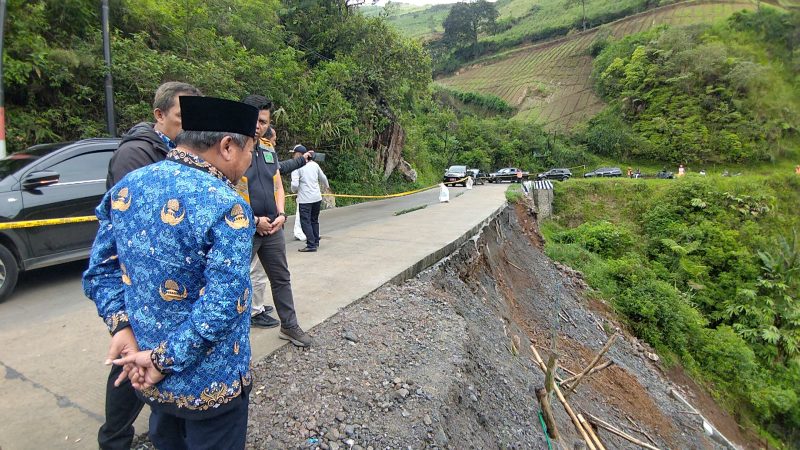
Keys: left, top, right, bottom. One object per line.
{"left": 136, "top": 200, "right": 754, "bottom": 449}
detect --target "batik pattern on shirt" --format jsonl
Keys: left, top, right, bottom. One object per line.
{"left": 154, "top": 129, "right": 177, "bottom": 150}
{"left": 83, "top": 158, "right": 254, "bottom": 417}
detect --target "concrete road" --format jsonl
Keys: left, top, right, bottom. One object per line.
{"left": 0, "top": 183, "right": 507, "bottom": 449}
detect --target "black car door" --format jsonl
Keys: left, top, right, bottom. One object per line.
{"left": 19, "top": 145, "right": 115, "bottom": 262}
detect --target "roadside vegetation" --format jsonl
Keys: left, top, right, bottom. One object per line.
{"left": 542, "top": 174, "right": 800, "bottom": 445}
{"left": 4, "top": 0, "right": 430, "bottom": 198}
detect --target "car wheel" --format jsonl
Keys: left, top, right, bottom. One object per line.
{"left": 0, "top": 244, "right": 20, "bottom": 303}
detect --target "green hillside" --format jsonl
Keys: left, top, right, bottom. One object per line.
{"left": 437, "top": 1, "right": 758, "bottom": 129}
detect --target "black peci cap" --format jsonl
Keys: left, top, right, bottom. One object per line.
{"left": 179, "top": 96, "right": 259, "bottom": 137}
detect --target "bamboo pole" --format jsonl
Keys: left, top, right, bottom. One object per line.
{"left": 531, "top": 344, "right": 597, "bottom": 450}
{"left": 626, "top": 415, "right": 658, "bottom": 447}
{"left": 585, "top": 413, "right": 660, "bottom": 450}
{"left": 561, "top": 360, "right": 614, "bottom": 385}
{"left": 564, "top": 334, "right": 618, "bottom": 393}
{"left": 578, "top": 414, "right": 606, "bottom": 450}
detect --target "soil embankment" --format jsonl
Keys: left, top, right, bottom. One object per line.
{"left": 242, "top": 201, "right": 746, "bottom": 449}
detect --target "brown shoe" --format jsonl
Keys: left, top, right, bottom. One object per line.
{"left": 279, "top": 325, "right": 312, "bottom": 347}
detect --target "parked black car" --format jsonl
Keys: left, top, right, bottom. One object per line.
{"left": 583, "top": 167, "right": 623, "bottom": 178}
{"left": 0, "top": 138, "right": 120, "bottom": 301}
{"left": 489, "top": 167, "right": 530, "bottom": 183}
{"left": 536, "top": 168, "right": 572, "bottom": 181}
{"left": 467, "top": 169, "right": 486, "bottom": 185}
{"left": 443, "top": 165, "right": 471, "bottom": 186}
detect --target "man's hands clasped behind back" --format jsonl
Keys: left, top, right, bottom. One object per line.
{"left": 106, "top": 327, "right": 165, "bottom": 390}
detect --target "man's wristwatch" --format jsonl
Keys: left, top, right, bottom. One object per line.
{"left": 278, "top": 212, "right": 287, "bottom": 218}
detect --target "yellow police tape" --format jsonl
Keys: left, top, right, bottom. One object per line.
{"left": 0, "top": 177, "right": 471, "bottom": 230}
{"left": 0, "top": 215, "right": 99, "bottom": 230}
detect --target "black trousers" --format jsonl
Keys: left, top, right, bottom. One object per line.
{"left": 98, "top": 363, "right": 146, "bottom": 450}
{"left": 252, "top": 228, "right": 298, "bottom": 328}
{"left": 148, "top": 391, "right": 249, "bottom": 450}
{"left": 298, "top": 201, "right": 321, "bottom": 249}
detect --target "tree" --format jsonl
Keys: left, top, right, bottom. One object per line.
{"left": 442, "top": 1, "right": 498, "bottom": 53}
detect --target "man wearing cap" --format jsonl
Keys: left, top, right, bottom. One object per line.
{"left": 99, "top": 80, "right": 202, "bottom": 450}
{"left": 291, "top": 144, "right": 329, "bottom": 252}
{"left": 240, "top": 94, "right": 314, "bottom": 348}
{"left": 83, "top": 96, "right": 259, "bottom": 449}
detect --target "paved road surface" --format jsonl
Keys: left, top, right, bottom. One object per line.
{"left": 0, "top": 183, "right": 507, "bottom": 449}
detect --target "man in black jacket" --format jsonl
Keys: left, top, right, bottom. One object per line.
{"left": 106, "top": 81, "right": 202, "bottom": 188}
{"left": 99, "top": 81, "right": 201, "bottom": 450}
{"left": 241, "top": 94, "right": 313, "bottom": 347}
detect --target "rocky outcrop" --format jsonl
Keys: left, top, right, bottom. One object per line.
{"left": 395, "top": 159, "right": 417, "bottom": 183}
{"left": 374, "top": 121, "right": 417, "bottom": 182}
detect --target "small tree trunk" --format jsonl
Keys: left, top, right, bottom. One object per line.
{"left": 536, "top": 388, "right": 560, "bottom": 440}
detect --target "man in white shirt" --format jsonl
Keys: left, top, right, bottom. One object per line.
{"left": 291, "top": 144, "right": 329, "bottom": 252}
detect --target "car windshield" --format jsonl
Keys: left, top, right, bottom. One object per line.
{"left": 0, "top": 143, "right": 71, "bottom": 181}
{"left": 448, "top": 166, "right": 467, "bottom": 172}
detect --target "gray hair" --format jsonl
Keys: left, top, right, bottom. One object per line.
{"left": 175, "top": 131, "right": 250, "bottom": 152}
{"left": 153, "top": 81, "right": 202, "bottom": 112}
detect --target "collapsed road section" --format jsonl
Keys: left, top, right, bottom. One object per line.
{"left": 141, "top": 201, "right": 749, "bottom": 449}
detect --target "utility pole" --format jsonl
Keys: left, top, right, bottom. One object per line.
{"left": 0, "top": 0, "right": 7, "bottom": 157}
{"left": 101, "top": 0, "right": 116, "bottom": 137}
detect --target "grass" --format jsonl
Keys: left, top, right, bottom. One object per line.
{"left": 437, "top": 1, "right": 758, "bottom": 129}
{"left": 505, "top": 183, "right": 524, "bottom": 203}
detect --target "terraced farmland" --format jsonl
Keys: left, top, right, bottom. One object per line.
{"left": 437, "top": 1, "right": 759, "bottom": 129}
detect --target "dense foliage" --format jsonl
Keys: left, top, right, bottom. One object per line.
{"left": 583, "top": 9, "right": 800, "bottom": 164}
{"left": 4, "top": 0, "right": 430, "bottom": 195}
{"left": 544, "top": 174, "right": 800, "bottom": 445}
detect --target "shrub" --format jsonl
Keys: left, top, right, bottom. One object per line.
{"left": 554, "top": 220, "right": 635, "bottom": 258}
{"left": 614, "top": 276, "right": 705, "bottom": 362}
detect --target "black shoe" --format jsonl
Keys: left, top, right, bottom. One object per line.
{"left": 279, "top": 325, "right": 312, "bottom": 347}
{"left": 298, "top": 247, "right": 317, "bottom": 252}
{"left": 250, "top": 312, "right": 279, "bottom": 328}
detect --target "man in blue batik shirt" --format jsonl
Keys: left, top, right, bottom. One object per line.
{"left": 83, "top": 96, "right": 259, "bottom": 450}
